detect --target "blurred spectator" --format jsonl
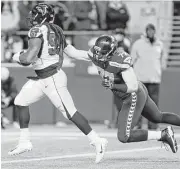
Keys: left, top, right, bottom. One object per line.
{"left": 1, "top": 67, "right": 19, "bottom": 129}
{"left": 95, "top": 1, "right": 107, "bottom": 30}
{"left": 18, "top": 1, "right": 35, "bottom": 31}
{"left": 114, "top": 28, "right": 131, "bottom": 53}
{"left": 1, "top": 1, "right": 20, "bottom": 32}
{"left": 106, "top": 1, "right": 130, "bottom": 30}
{"left": 1, "top": 1, "right": 24, "bottom": 62}
{"left": 18, "top": 1, "right": 37, "bottom": 49}
{"left": 131, "top": 23, "right": 166, "bottom": 130}
{"left": 1, "top": 34, "right": 23, "bottom": 62}
{"left": 51, "top": 2, "right": 70, "bottom": 29}
{"left": 73, "top": 1, "right": 99, "bottom": 30}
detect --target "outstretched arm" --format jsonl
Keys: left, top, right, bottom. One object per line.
{"left": 121, "top": 67, "right": 138, "bottom": 93}
{"left": 63, "top": 44, "right": 91, "bottom": 61}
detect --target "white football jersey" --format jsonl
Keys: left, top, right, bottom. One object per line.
{"left": 28, "top": 24, "right": 67, "bottom": 70}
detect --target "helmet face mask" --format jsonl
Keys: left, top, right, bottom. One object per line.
{"left": 93, "top": 35, "right": 117, "bottom": 62}
{"left": 93, "top": 45, "right": 111, "bottom": 61}
{"left": 26, "top": 11, "right": 38, "bottom": 28}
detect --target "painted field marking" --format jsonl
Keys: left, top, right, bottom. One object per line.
{"left": 2, "top": 146, "right": 180, "bottom": 164}
{"left": 2, "top": 132, "right": 180, "bottom": 138}
{"left": 1, "top": 137, "right": 78, "bottom": 144}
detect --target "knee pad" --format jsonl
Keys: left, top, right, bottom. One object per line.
{"left": 117, "top": 132, "right": 129, "bottom": 143}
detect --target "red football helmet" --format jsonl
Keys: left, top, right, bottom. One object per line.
{"left": 93, "top": 35, "right": 117, "bottom": 61}
{"left": 26, "top": 3, "right": 55, "bottom": 28}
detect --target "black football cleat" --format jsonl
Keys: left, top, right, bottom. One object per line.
{"left": 159, "top": 126, "right": 178, "bottom": 153}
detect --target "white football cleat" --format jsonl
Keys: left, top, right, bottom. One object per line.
{"left": 8, "top": 141, "right": 33, "bottom": 156}
{"left": 91, "top": 138, "right": 108, "bottom": 164}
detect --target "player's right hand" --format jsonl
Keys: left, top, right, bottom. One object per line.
{"left": 102, "top": 78, "right": 113, "bottom": 89}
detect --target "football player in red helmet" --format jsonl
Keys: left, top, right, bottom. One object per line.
{"left": 26, "top": 3, "right": 55, "bottom": 28}
{"left": 10, "top": 4, "right": 108, "bottom": 163}
{"left": 68, "top": 35, "right": 180, "bottom": 153}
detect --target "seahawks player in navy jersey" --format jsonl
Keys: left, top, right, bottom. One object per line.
{"left": 69, "top": 35, "right": 180, "bottom": 153}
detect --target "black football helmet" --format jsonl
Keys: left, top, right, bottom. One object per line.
{"left": 93, "top": 35, "right": 117, "bottom": 61}
{"left": 26, "top": 3, "right": 55, "bottom": 28}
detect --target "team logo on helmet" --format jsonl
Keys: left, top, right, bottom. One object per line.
{"left": 26, "top": 3, "right": 55, "bottom": 28}
{"left": 36, "top": 4, "right": 48, "bottom": 16}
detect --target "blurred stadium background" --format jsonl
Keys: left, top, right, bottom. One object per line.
{"left": 1, "top": 1, "right": 180, "bottom": 169}
{"left": 1, "top": 0, "right": 180, "bottom": 125}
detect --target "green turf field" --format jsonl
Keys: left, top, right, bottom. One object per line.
{"left": 1, "top": 124, "right": 180, "bottom": 169}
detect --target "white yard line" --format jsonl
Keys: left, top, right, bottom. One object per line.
{"left": 2, "top": 132, "right": 180, "bottom": 138}
{"left": 2, "top": 146, "right": 180, "bottom": 164}
{"left": 1, "top": 137, "right": 78, "bottom": 144}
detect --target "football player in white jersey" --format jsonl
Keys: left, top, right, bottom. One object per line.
{"left": 9, "top": 3, "right": 107, "bottom": 163}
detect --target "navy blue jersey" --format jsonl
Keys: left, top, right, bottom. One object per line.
{"left": 88, "top": 47, "right": 132, "bottom": 81}
{"left": 88, "top": 47, "right": 132, "bottom": 99}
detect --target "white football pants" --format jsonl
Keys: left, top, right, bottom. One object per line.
{"left": 14, "top": 69, "right": 77, "bottom": 119}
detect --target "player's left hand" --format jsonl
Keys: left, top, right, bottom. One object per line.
{"left": 102, "top": 78, "right": 114, "bottom": 89}
{"left": 12, "top": 51, "right": 25, "bottom": 63}
{"left": 12, "top": 52, "right": 21, "bottom": 62}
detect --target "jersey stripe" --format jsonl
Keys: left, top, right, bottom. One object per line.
{"left": 125, "top": 92, "right": 137, "bottom": 138}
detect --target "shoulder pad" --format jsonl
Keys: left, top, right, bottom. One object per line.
{"left": 28, "top": 25, "right": 45, "bottom": 39}
{"left": 110, "top": 50, "right": 132, "bottom": 70}
{"left": 121, "top": 52, "right": 132, "bottom": 65}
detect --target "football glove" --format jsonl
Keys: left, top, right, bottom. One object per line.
{"left": 12, "top": 50, "right": 30, "bottom": 66}
{"left": 102, "top": 77, "right": 114, "bottom": 89}
{"left": 12, "top": 51, "right": 23, "bottom": 63}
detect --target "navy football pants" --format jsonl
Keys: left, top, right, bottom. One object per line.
{"left": 115, "top": 82, "right": 172, "bottom": 143}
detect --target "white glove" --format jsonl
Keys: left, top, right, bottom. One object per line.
{"left": 12, "top": 50, "right": 25, "bottom": 63}
{"left": 12, "top": 51, "right": 21, "bottom": 62}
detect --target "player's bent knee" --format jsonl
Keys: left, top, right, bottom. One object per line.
{"left": 58, "top": 106, "right": 76, "bottom": 120}
{"left": 117, "top": 132, "right": 129, "bottom": 143}
{"left": 59, "top": 109, "right": 69, "bottom": 119}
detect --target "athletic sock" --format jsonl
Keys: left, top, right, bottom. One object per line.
{"left": 147, "top": 130, "right": 161, "bottom": 140}
{"left": 87, "top": 130, "right": 100, "bottom": 143}
{"left": 19, "top": 128, "right": 30, "bottom": 143}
